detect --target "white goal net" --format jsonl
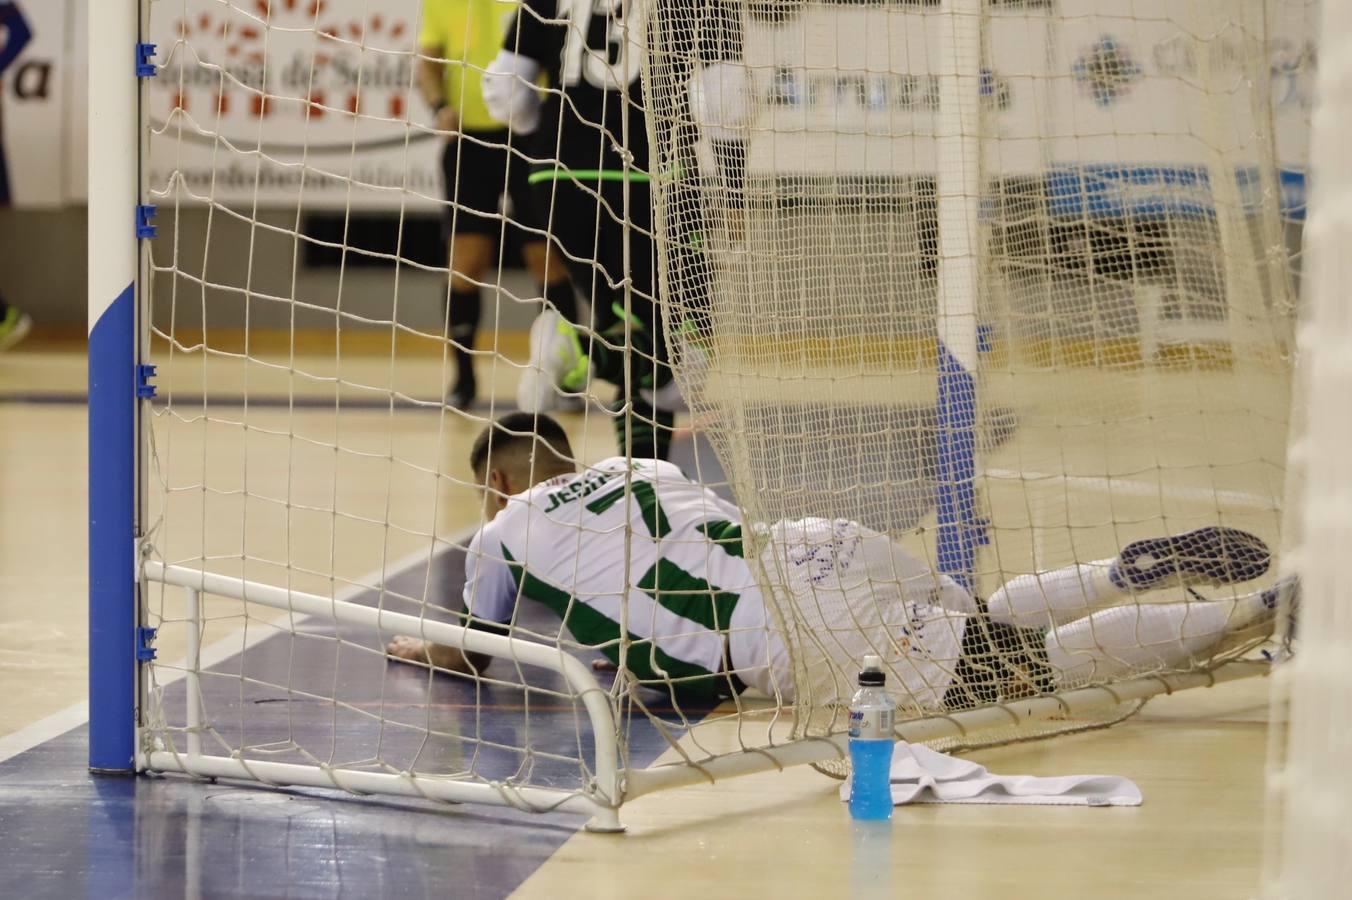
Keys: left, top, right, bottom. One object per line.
{"left": 1264, "top": 0, "right": 1349, "bottom": 894}
{"left": 125, "top": 0, "right": 1309, "bottom": 827}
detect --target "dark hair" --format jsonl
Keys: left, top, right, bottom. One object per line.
{"left": 469, "top": 411, "right": 574, "bottom": 476}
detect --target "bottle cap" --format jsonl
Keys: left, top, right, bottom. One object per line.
{"left": 858, "top": 655, "right": 885, "bottom": 686}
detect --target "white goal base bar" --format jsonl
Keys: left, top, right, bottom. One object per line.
{"left": 141, "top": 562, "right": 1273, "bottom": 831}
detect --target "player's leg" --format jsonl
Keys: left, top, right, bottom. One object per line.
{"left": 520, "top": 172, "right": 676, "bottom": 457}
{"left": 445, "top": 233, "right": 493, "bottom": 408}
{"left": 0, "top": 295, "right": 31, "bottom": 352}
{"left": 507, "top": 152, "right": 579, "bottom": 325}
{"left": 987, "top": 526, "right": 1272, "bottom": 629}
{"left": 1045, "top": 576, "right": 1298, "bottom": 686}
{"left": 520, "top": 241, "right": 578, "bottom": 321}
{"left": 0, "top": 84, "right": 29, "bottom": 353}
{"left": 584, "top": 176, "right": 677, "bottom": 458}
{"left": 441, "top": 130, "right": 515, "bottom": 410}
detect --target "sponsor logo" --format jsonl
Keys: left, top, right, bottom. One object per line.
{"left": 1072, "top": 35, "right": 1142, "bottom": 107}
{"left": 1152, "top": 32, "right": 1314, "bottom": 111}
{"left": 762, "top": 67, "right": 1010, "bottom": 113}
{"left": 154, "top": 1, "right": 419, "bottom": 152}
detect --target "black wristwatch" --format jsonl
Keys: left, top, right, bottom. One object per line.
{"left": 431, "top": 99, "right": 448, "bottom": 117}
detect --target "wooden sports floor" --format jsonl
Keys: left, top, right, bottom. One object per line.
{"left": 0, "top": 343, "right": 1281, "bottom": 899}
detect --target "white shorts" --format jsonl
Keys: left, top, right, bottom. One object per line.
{"left": 729, "top": 518, "right": 973, "bottom": 710}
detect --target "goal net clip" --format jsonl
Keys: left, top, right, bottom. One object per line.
{"left": 135, "top": 42, "right": 157, "bottom": 78}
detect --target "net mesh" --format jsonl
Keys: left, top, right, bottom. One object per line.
{"left": 137, "top": 0, "right": 1307, "bottom": 815}
{"left": 645, "top": 0, "right": 1301, "bottom": 741}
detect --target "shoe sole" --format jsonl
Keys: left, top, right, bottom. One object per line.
{"left": 1115, "top": 526, "right": 1271, "bottom": 590}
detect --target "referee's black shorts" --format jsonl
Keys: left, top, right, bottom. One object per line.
{"left": 440, "top": 128, "right": 543, "bottom": 243}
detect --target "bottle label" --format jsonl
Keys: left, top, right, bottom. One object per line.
{"left": 849, "top": 706, "right": 894, "bottom": 741}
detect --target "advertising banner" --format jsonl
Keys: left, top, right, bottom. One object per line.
{"left": 144, "top": 0, "right": 443, "bottom": 210}
{"left": 0, "top": 0, "right": 66, "bottom": 209}
{"left": 738, "top": 0, "right": 1312, "bottom": 217}
{"left": 0, "top": 0, "right": 1318, "bottom": 215}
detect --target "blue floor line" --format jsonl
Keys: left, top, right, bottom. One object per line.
{"left": 0, "top": 432, "right": 727, "bottom": 900}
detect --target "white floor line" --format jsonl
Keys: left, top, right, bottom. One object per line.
{"left": 0, "top": 702, "right": 92, "bottom": 764}
{"left": 0, "top": 543, "right": 459, "bottom": 766}
{"left": 983, "top": 467, "right": 1276, "bottom": 509}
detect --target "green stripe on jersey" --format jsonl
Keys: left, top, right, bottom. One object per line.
{"left": 696, "top": 520, "right": 744, "bottom": 558}
{"left": 500, "top": 545, "right": 722, "bottom": 697}
{"left": 631, "top": 481, "right": 671, "bottom": 538}
{"left": 584, "top": 480, "right": 671, "bottom": 539}
{"left": 637, "top": 559, "right": 740, "bottom": 634}
{"left": 585, "top": 486, "right": 626, "bottom": 516}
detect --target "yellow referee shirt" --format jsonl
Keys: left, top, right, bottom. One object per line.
{"left": 419, "top": 0, "right": 517, "bottom": 133}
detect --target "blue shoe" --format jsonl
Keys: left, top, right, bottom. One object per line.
{"left": 1111, "top": 526, "right": 1271, "bottom": 591}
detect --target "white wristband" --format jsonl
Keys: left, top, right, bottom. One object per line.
{"left": 482, "top": 50, "right": 544, "bottom": 135}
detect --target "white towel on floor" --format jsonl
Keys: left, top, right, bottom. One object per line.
{"left": 838, "top": 742, "right": 1142, "bottom": 807}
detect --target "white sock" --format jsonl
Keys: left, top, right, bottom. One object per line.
{"left": 987, "top": 560, "right": 1123, "bottom": 629}
{"left": 1044, "top": 591, "right": 1272, "bottom": 687}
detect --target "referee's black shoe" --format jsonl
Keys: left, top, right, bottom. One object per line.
{"left": 445, "top": 371, "right": 477, "bottom": 411}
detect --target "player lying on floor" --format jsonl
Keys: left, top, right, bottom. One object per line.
{"left": 387, "top": 412, "right": 1297, "bottom": 709}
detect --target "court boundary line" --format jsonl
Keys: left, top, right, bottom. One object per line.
{"left": 984, "top": 467, "right": 1276, "bottom": 509}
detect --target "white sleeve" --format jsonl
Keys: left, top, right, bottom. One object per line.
{"left": 687, "top": 61, "right": 754, "bottom": 141}
{"left": 482, "top": 49, "right": 544, "bottom": 135}
{"left": 463, "top": 526, "right": 518, "bottom": 625}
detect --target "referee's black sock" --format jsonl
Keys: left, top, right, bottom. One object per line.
{"left": 541, "top": 277, "right": 578, "bottom": 324}
{"left": 447, "top": 286, "right": 481, "bottom": 405}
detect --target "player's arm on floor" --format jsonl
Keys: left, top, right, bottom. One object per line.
{"left": 385, "top": 528, "right": 515, "bottom": 674}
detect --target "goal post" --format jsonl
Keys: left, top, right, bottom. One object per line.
{"left": 933, "top": 0, "right": 983, "bottom": 593}
{"left": 87, "top": 0, "right": 142, "bottom": 774}
{"left": 90, "top": 0, "right": 1308, "bottom": 830}
{"left": 1265, "top": 0, "right": 1351, "bottom": 891}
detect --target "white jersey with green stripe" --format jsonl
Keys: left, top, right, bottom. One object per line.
{"left": 463, "top": 457, "right": 763, "bottom": 697}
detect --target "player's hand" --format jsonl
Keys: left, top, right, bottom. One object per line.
{"left": 386, "top": 635, "right": 478, "bottom": 674}
{"left": 435, "top": 104, "right": 459, "bottom": 139}
{"left": 386, "top": 635, "right": 434, "bottom": 664}
{"left": 591, "top": 659, "right": 619, "bottom": 672}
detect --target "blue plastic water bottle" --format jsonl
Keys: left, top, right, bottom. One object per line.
{"left": 848, "top": 654, "right": 896, "bottom": 821}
